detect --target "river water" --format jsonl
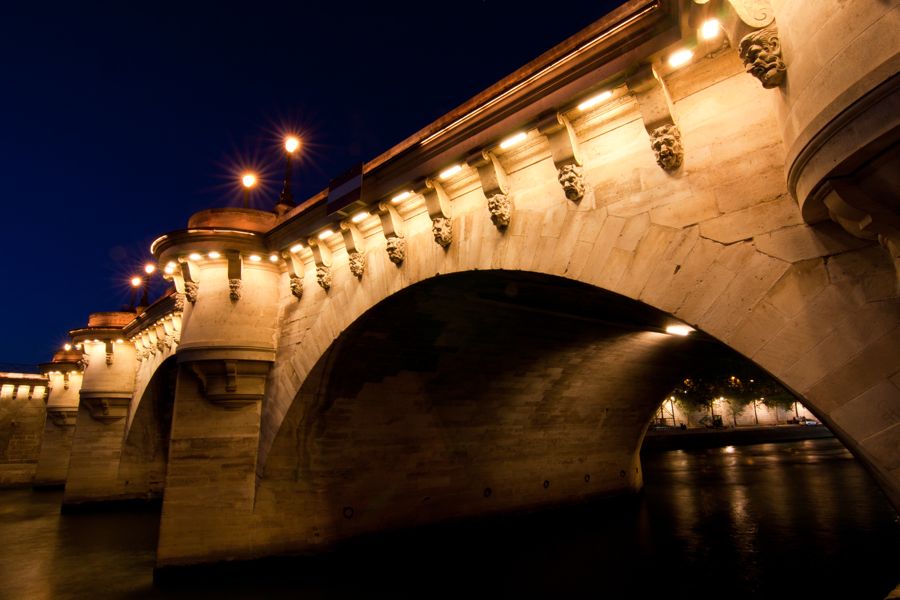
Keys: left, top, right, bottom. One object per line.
{"left": 1, "top": 438, "right": 898, "bottom": 599}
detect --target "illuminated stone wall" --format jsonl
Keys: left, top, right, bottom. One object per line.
{"left": 148, "top": 1, "right": 900, "bottom": 568}
{"left": 0, "top": 377, "right": 47, "bottom": 487}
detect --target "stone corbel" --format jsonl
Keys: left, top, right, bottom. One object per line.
{"left": 104, "top": 340, "right": 114, "bottom": 366}
{"left": 307, "top": 238, "right": 333, "bottom": 290}
{"left": 81, "top": 396, "right": 130, "bottom": 424}
{"left": 822, "top": 180, "right": 900, "bottom": 290}
{"left": 146, "top": 328, "right": 159, "bottom": 356}
{"left": 468, "top": 150, "right": 512, "bottom": 229}
{"left": 376, "top": 201, "right": 406, "bottom": 265}
{"left": 155, "top": 322, "right": 169, "bottom": 351}
{"left": 340, "top": 219, "right": 368, "bottom": 279}
{"left": 161, "top": 319, "right": 176, "bottom": 349}
{"left": 47, "top": 407, "right": 78, "bottom": 427}
{"left": 627, "top": 64, "right": 684, "bottom": 172}
{"left": 283, "top": 249, "right": 305, "bottom": 299}
{"left": 63, "top": 371, "right": 70, "bottom": 390}
{"left": 418, "top": 179, "right": 453, "bottom": 247}
{"left": 718, "top": 0, "right": 785, "bottom": 89}
{"left": 226, "top": 251, "right": 243, "bottom": 301}
{"left": 189, "top": 359, "right": 271, "bottom": 409}
{"left": 176, "top": 259, "right": 199, "bottom": 304}
{"left": 538, "top": 112, "right": 585, "bottom": 202}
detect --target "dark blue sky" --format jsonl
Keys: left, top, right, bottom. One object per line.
{"left": 1, "top": 2, "right": 618, "bottom": 366}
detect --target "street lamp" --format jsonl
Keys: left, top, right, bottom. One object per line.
{"left": 276, "top": 135, "right": 300, "bottom": 214}
{"left": 130, "top": 276, "right": 142, "bottom": 310}
{"left": 241, "top": 172, "right": 257, "bottom": 209}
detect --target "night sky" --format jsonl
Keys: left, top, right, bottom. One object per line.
{"left": 1, "top": 2, "right": 619, "bottom": 366}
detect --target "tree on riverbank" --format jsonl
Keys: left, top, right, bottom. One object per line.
{"left": 667, "top": 354, "right": 798, "bottom": 426}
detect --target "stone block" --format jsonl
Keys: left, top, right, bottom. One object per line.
{"left": 830, "top": 381, "right": 900, "bottom": 442}
{"left": 754, "top": 222, "right": 871, "bottom": 262}
{"left": 649, "top": 188, "right": 720, "bottom": 228}
{"left": 766, "top": 258, "right": 829, "bottom": 318}
{"left": 725, "top": 300, "right": 789, "bottom": 358}
{"left": 713, "top": 163, "right": 787, "bottom": 214}
{"left": 699, "top": 195, "right": 804, "bottom": 244}
{"left": 806, "top": 326, "right": 900, "bottom": 414}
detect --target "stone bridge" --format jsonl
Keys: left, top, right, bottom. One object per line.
{"left": 15, "top": 0, "right": 899, "bottom": 570}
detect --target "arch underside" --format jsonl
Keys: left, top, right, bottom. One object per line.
{"left": 119, "top": 356, "right": 176, "bottom": 500}
{"left": 259, "top": 271, "right": 734, "bottom": 551}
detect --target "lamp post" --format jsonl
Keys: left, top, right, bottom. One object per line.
{"left": 142, "top": 263, "right": 155, "bottom": 306}
{"left": 276, "top": 136, "right": 300, "bottom": 214}
{"left": 241, "top": 172, "right": 257, "bottom": 209}
{"left": 130, "top": 276, "right": 142, "bottom": 311}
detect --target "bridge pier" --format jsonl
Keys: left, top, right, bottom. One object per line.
{"left": 33, "top": 349, "right": 82, "bottom": 487}
{"left": 152, "top": 210, "right": 280, "bottom": 566}
{"left": 157, "top": 359, "right": 268, "bottom": 567}
{"left": 62, "top": 312, "right": 138, "bottom": 507}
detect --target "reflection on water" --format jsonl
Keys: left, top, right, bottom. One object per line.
{"left": 0, "top": 438, "right": 898, "bottom": 599}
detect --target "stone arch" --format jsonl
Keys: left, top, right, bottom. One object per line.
{"left": 261, "top": 58, "right": 899, "bottom": 515}
{"left": 118, "top": 355, "right": 176, "bottom": 500}
{"left": 264, "top": 199, "right": 898, "bottom": 515}
{"left": 261, "top": 269, "right": 801, "bottom": 551}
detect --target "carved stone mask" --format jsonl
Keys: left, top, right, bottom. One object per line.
{"left": 431, "top": 217, "right": 452, "bottom": 247}
{"left": 289, "top": 275, "right": 303, "bottom": 299}
{"left": 557, "top": 164, "right": 585, "bottom": 202}
{"left": 386, "top": 235, "right": 406, "bottom": 265}
{"left": 650, "top": 125, "right": 684, "bottom": 172}
{"left": 316, "top": 266, "right": 332, "bottom": 290}
{"left": 348, "top": 251, "right": 367, "bottom": 279}
{"left": 739, "top": 27, "right": 786, "bottom": 89}
{"left": 487, "top": 193, "right": 512, "bottom": 229}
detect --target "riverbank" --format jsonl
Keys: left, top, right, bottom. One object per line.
{"left": 642, "top": 424, "right": 833, "bottom": 452}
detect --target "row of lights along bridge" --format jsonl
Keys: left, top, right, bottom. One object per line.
{"left": 126, "top": 18, "right": 726, "bottom": 318}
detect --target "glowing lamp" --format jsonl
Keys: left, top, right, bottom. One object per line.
{"left": 284, "top": 136, "right": 300, "bottom": 154}
{"left": 577, "top": 90, "right": 613, "bottom": 111}
{"left": 439, "top": 164, "right": 462, "bottom": 180}
{"left": 318, "top": 229, "right": 334, "bottom": 240}
{"left": 115, "top": 339, "right": 124, "bottom": 344}
{"left": 668, "top": 49, "right": 694, "bottom": 68}
{"left": 391, "top": 191, "right": 412, "bottom": 204}
{"left": 208, "top": 251, "right": 221, "bottom": 259}
{"left": 241, "top": 173, "right": 257, "bottom": 188}
{"left": 63, "top": 343, "right": 72, "bottom": 351}
{"left": 249, "top": 254, "right": 262, "bottom": 262}
{"left": 144, "top": 263, "right": 156, "bottom": 275}
{"left": 700, "top": 18, "right": 721, "bottom": 40}
{"left": 269, "top": 253, "right": 279, "bottom": 263}
{"left": 351, "top": 211, "right": 368, "bottom": 224}
{"left": 665, "top": 324, "right": 694, "bottom": 336}
{"left": 290, "top": 243, "right": 303, "bottom": 253}
{"left": 164, "top": 261, "right": 177, "bottom": 275}
{"left": 188, "top": 252, "right": 202, "bottom": 261}
{"left": 130, "top": 276, "right": 142, "bottom": 287}
{"left": 499, "top": 132, "right": 527, "bottom": 149}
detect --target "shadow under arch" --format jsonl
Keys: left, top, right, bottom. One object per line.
{"left": 118, "top": 355, "right": 176, "bottom": 500}
{"left": 259, "top": 269, "right": 788, "bottom": 552}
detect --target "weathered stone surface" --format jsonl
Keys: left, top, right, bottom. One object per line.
{"left": 754, "top": 222, "right": 872, "bottom": 262}
{"left": 699, "top": 195, "right": 804, "bottom": 244}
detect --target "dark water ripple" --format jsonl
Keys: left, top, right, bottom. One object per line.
{"left": 0, "top": 438, "right": 897, "bottom": 599}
